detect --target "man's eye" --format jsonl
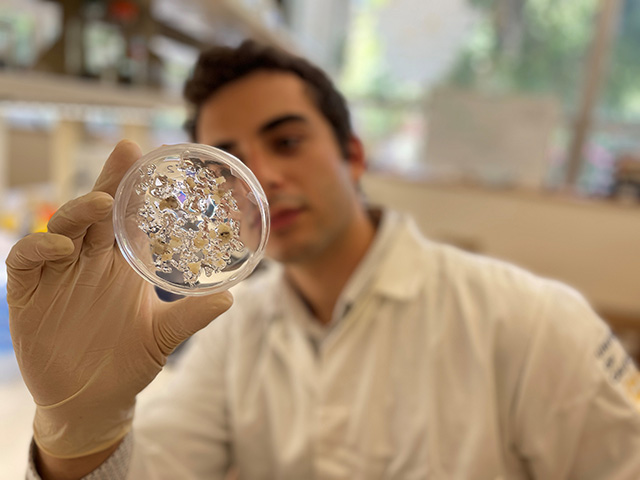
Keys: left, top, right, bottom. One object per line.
{"left": 274, "top": 136, "right": 302, "bottom": 152}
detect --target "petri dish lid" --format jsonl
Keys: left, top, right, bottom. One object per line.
{"left": 114, "top": 143, "right": 270, "bottom": 296}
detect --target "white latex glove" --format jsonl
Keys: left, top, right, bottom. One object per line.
{"left": 7, "top": 140, "right": 233, "bottom": 459}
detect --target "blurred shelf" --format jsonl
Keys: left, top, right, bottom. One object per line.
{"left": 0, "top": 0, "right": 292, "bottom": 109}
{"left": 0, "top": 71, "right": 183, "bottom": 110}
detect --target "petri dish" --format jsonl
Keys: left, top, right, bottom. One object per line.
{"left": 113, "top": 143, "right": 270, "bottom": 296}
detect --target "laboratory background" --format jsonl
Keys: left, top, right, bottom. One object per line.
{"left": 1, "top": 0, "right": 640, "bottom": 476}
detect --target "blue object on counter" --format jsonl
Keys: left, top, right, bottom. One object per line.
{"left": 0, "top": 282, "right": 11, "bottom": 353}
{"left": 0, "top": 281, "right": 21, "bottom": 382}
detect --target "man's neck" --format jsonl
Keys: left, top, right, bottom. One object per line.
{"left": 285, "top": 211, "right": 377, "bottom": 325}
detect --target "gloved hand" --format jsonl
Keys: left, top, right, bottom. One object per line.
{"left": 6, "top": 140, "right": 233, "bottom": 459}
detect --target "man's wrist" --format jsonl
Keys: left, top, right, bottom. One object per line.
{"left": 35, "top": 440, "right": 123, "bottom": 480}
{"left": 33, "top": 399, "right": 134, "bottom": 458}
{"left": 28, "top": 433, "right": 133, "bottom": 480}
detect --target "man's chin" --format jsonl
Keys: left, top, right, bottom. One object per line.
{"left": 266, "top": 241, "right": 318, "bottom": 265}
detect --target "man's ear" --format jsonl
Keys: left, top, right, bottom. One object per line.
{"left": 345, "top": 135, "right": 366, "bottom": 183}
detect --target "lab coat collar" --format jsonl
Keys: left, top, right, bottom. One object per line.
{"left": 368, "top": 210, "right": 428, "bottom": 301}
{"left": 335, "top": 208, "right": 428, "bottom": 312}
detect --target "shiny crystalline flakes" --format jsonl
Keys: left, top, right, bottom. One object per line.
{"left": 135, "top": 157, "right": 246, "bottom": 286}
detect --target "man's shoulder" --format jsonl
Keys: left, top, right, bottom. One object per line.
{"left": 416, "top": 230, "right": 584, "bottom": 317}
{"left": 421, "top": 236, "right": 607, "bottom": 367}
{"left": 368, "top": 211, "right": 572, "bottom": 309}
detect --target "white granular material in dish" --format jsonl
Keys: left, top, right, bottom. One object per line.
{"left": 134, "top": 154, "right": 245, "bottom": 285}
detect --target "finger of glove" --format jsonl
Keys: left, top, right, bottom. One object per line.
{"left": 154, "top": 291, "right": 234, "bottom": 356}
{"left": 83, "top": 218, "right": 115, "bottom": 254}
{"left": 92, "top": 139, "right": 142, "bottom": 197}
{"left": 5, "top": 232, "right": 74, "bottom": 304}
{"left": 83, "top": 199, "right": 116, "bottom": 253}
{"left": 85, "top": 140, "right": 141, "bottom": 252}
{"left": 47, "top": 192, "right": 114, "bottom": 244}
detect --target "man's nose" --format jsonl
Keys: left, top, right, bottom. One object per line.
{"left": 245, "top": 146, "right": 284, "bottom": 191}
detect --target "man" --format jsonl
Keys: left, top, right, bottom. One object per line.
{"left": 8, "top": 41, "right": 640, "bottom": 479}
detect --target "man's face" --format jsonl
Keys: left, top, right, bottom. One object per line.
{"left": 196, "top": 71, "right": 366, "bottom": 264}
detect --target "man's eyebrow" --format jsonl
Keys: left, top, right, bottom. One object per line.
{"left": 259, "top": 114, "right": 308, "bottom": 134}
{"left": 210, "top": 114, "right": 308, "bottom": 151}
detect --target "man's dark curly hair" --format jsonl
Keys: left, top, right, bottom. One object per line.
{"left": 183, "top": 40, "right": 353, "bottom": 158}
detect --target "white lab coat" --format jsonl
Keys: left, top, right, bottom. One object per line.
{"left": 28, "top": 211, "right": 640, "bottom": 479}
{"left": 128, "top": 211, "right": 640, "bottom": 479}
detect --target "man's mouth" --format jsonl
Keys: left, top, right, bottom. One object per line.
{"left": 269, "top": 207, "right": 303, "bottom": 231}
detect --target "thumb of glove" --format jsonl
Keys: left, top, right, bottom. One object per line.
{"left": 154, "top": 291, "right": 234, "bottom": 356}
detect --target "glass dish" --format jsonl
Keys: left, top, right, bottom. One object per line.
{"left": 114, "top": 143, "right": 269, "bottom": 296}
